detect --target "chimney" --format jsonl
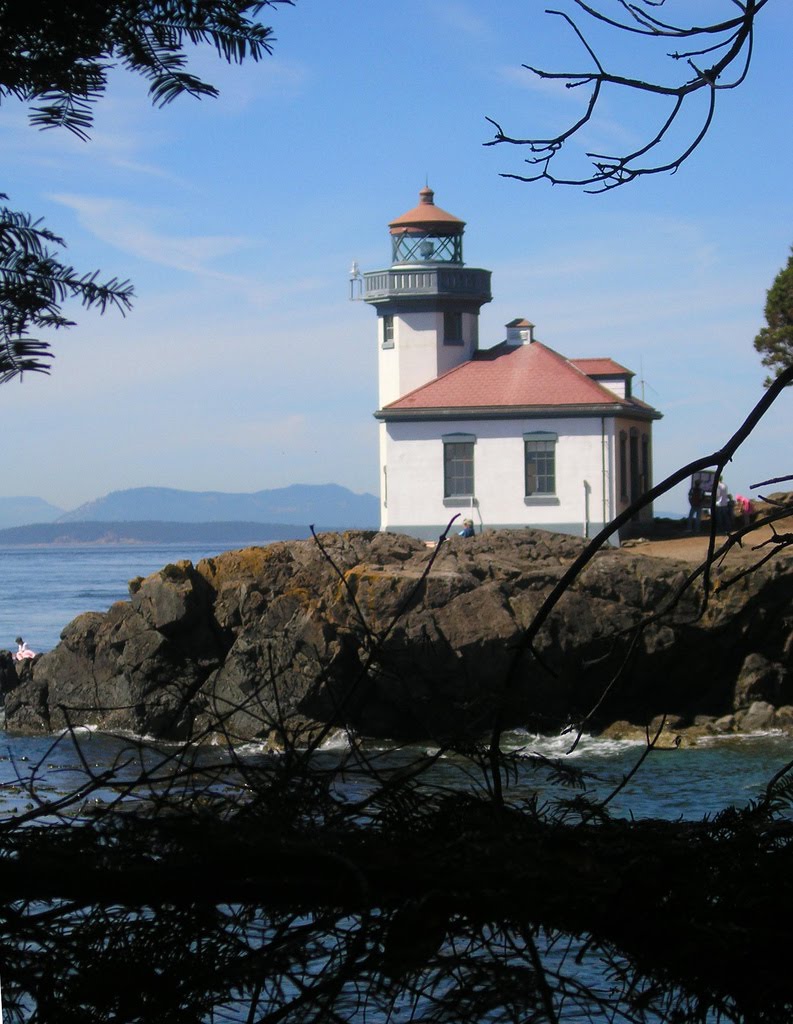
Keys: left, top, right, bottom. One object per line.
{"left": 505, "top": 318, "right": 535, "bottom": 345}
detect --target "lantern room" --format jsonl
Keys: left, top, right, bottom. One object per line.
{"left": 388, "top": 185, "right": 465, "bottom": 266}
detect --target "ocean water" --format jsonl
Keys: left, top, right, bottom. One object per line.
{"left": 0, "top": 542, "right": 790, "bottom": 823}
{"left": 0, "top": 540, "right": 267, "bottom": 654}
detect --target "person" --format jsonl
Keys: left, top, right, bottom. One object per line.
{"left": 13, "top": 637, "right": 36, "bottom": 661}
{"left": 715, "top": 477, "right": 732, "bottom": 533}
{"left": 687, "top": 481, "right": 704, "bottom": 533}
{"left": 734, "top": 494, "right": 753, "bottom": 528}
{"left": 458, "top": 518, "right": 475, "bottom": 538}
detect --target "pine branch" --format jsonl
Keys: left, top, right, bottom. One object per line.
{"left": 0, "top": 197, "right": 134, "bottom": 380}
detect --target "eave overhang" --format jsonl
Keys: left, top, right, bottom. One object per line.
{"left": 375, "top": 403, "right": 663, "bottom": 423}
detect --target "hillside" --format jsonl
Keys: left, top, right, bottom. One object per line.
{"left": 57, "top": 483, "right": 378, "bottom": 527}
{"left": 0, "top": 496, "right": 65, "bottom": 529}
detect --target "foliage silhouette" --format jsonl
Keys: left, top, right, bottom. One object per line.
{"left": 0, "top": 0, "right": 291, "bottom": 139}
{"left": 754, "top": 245, "right": 793, "bottom": 386}
{"left": 0, "top": 0, "right": 292, "bottom": 382}
{"left": 0, "top": 199, "right": 133, "bottom": 383}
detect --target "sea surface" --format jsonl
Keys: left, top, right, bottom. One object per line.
{"left": 0, "top": 542, "right": 791, "bottom": 823}
{"left": 0, "top": 540, "right": 264, "bottom": 654}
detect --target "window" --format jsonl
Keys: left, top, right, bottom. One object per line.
{"left": 629, "top": 429, "right": 640, "bottom": 503}
{"left": 443, "top": 436, "right": 475, "bottom": 498}
{"left": 443, "top": 311, "right": 463, "bottom": 345}
{"left": 524, "top": 432, "right": 557, "bottom": 496}
{"left": 382, "top": 314, "right": 394, "bottom": 349}
{"left": 619, "top": 431, "right": 628, "bottom": 500}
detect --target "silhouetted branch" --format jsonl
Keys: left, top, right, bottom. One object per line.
{"left": 486, "top": 0, "right": 768, "bottom": 191}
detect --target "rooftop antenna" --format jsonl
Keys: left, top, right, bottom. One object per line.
{"left": 348, "top": 260, "right": 363, "bottom": 301}
{"left": 638, "top": 357, "right": 659, "bottom": 402}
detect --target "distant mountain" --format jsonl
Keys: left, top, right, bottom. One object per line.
{"left": 57, "top": 484, "right": 379, "bottom": 528}
{"left": 0, "top": 496, "right": 65, "bottom": 529}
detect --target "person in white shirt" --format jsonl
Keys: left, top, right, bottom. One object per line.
{"left": 13, "top": 637, "right": 36, "bottom": 661}
{"left": 715, "top": 477, "right": 732, "bottom": 533}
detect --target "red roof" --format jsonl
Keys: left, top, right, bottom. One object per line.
{"left": 571, "top": 357, "right": 631, "bottom": 377}
{"left": 384, "top": 341, "right": 648, "bottom": 412}
{"left": 389, "top": 186, "right": 465, "bottom": 237}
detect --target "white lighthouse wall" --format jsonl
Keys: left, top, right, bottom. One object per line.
{"left": 379, "top": 416, "right": 623, "bottom": 541}
{"left": 378, "top": 311, "right": 477, "bottom": 408}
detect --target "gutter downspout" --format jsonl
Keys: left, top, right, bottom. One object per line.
{"left": 583, "top": 480, "right": 591, "bottom": 538}
{"left": 601, "top": 417, "right": 608, "bottom": 531}
{"left": 471, "top": 495, "right": 483, "bottom": 534}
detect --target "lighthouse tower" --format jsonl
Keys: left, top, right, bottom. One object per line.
{"left": 364, "top": 187, "right": 492, "bottom": 409}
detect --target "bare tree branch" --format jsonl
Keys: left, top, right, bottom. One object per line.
{"left": 486, "top": 0, "right": 769, "bottom": 191}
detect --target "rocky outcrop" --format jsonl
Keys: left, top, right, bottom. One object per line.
{"left": 3, "top": 529, "right": 793, "bottom": 743}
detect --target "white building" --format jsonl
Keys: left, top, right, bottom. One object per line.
{"left": 361, "top": 187, "right": 661, "bottom": 540}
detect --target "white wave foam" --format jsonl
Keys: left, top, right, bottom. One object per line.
{"left": 316, "top": 729, "right": 353, "bottom": 752}
{"left": 502, "top": 729, "right": 644, "bottom": 760}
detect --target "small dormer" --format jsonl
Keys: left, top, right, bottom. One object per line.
{"left": 505, "top": 318, "right": 535, "bottom": 346}
{"left": 571, "top": 358, "right": 634, "bottom": 399}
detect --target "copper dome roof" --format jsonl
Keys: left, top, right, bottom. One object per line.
{"left": 388, "top": 187, "right": 465, "bottom": 237}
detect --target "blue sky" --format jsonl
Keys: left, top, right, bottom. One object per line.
{"left": 2, "top": 0, "right": 791, "bottom": 515}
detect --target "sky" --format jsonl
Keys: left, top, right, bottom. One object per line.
{"left": 1, "top": 0, "right": 792, "bottom": 516}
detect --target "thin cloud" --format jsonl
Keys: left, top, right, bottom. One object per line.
{"left": 102, "top": 157, "right": 195, "bottom": 188}
{"left": 48, "top": 193, "right": 255, "bottom": 276}
{"left": 433, "top": 1, "right": 493, "bottom": 40}
{"left": 185, "top": 49, "right": 310, "bottom": 113}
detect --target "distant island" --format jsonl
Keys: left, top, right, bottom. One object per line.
{"left": 0, "top": 521, "right": 351, "bottom": 546}
{"left": 0, "top": 484, "right": 379, "bottom": 542}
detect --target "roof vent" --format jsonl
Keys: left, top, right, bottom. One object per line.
{"left": 505, "top": 318, "right": 535, "bottom": 345}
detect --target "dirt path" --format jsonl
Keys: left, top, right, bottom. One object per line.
{"left": 622, "top": 518, "right": 793, "bottom": 565}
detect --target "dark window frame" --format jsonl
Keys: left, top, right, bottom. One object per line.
{"left": 382, "top": 314, "right": 394, "bottom": 349}
{"left": 523, "top": 432, "right": 557, "bottom": 497}
{"left": 443, "top": 310, "right": 463, "bottom": 345}
{"left": 443, "top": 437, "right": 475, "bottom": 498}
{"left": 619, "top": 430, "right": 628, "bottom": 500}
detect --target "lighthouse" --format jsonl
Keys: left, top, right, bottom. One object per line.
{"left": 359, "top": 188, "right": 661, "bottom": 540}
{"left": 363, "top": 186, "right": 492, "bottom": 409}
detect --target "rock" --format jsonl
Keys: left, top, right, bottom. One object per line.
{"left": 594, "top": 720, "right": 642, "bottom": 741}
{"left": 734, "top": 701, "right": 777, "bottom": 733}
{"left": 0, "top": 650, "right": 16, "bottom": 696}
{"left": 648, "top": 713, "right": 687, "bottom": 734}
{"left": 4, "top": 671, "right": 50, "bottom": 733}
{"left": 130, "top": 560, "right": 211, "bottom": 636}
{"left": 773, "top": 705, "right": 793, "bottom": 732}
{"left": 733, "top": 653, "right": 787, "bottom": 710}
{"left": 7, "top": 529, "right": 793, "bottom": 743}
